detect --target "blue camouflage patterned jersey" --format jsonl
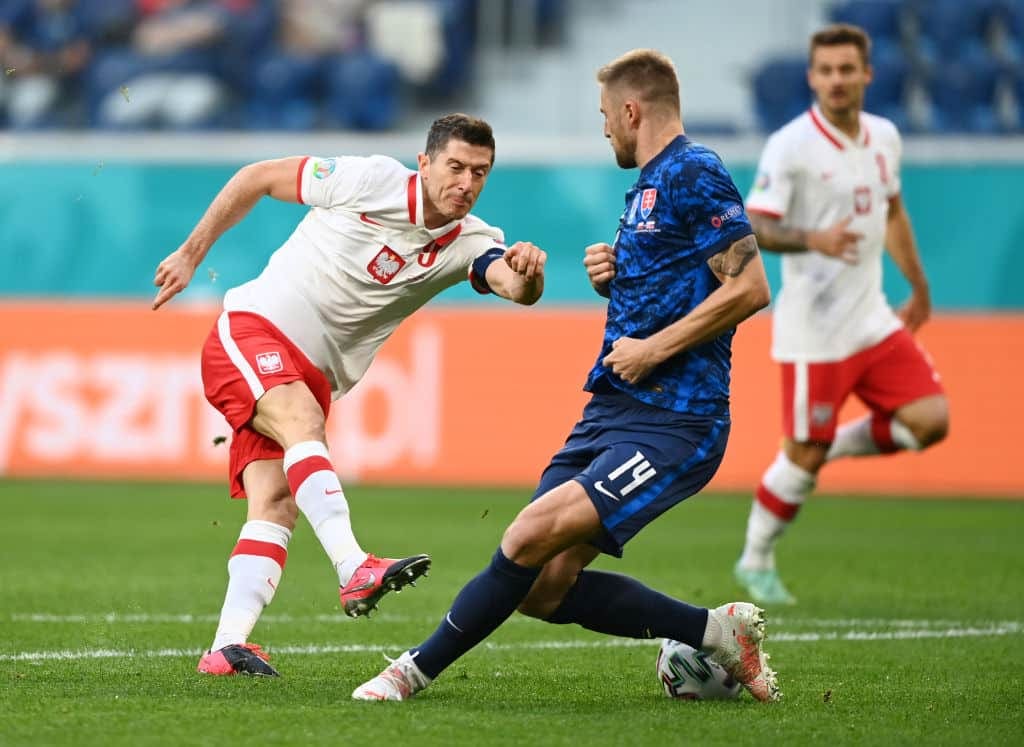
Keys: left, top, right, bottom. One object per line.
{"left": 584, "top": 135, "right": 753, "bottom": 415}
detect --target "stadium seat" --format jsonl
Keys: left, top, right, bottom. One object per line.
{"left": 830, "top": 0, "right": 904, "bottom": 43}
{"left": 913, "top": 0, "right": 993, "bottom": 57}
{"left": 244, "top": 54, "right": 323, "bottom": 131}
{"left": 323, "top": 51, "right": 401, "bottom": 131}
{"left": 926, "top": 56, "right": 1002, "bottom": 133}
{"left": 84, "top": 49, "right": 152, "bottom": 126}
{"left": 865, "top": 39, "right": 908, "bottom": 110}
{"left": 752, "top": 57, "right": 811, "bottom": 132}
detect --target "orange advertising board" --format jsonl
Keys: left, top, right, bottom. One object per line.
{"left": 0, "top": 302, "right": 1020, "bottom": 496}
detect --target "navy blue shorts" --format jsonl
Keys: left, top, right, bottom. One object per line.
{"left": 531, "top": 389, "right": 730, "bottom": 557}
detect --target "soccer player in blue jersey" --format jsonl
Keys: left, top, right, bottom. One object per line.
{"left": 353, "top": 49, "right": 780, "bottom": 703}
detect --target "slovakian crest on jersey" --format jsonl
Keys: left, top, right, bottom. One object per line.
{"left": 639, "top": 188, "right": 657, "bottom": 220}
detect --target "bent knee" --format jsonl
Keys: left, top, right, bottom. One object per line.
{"left": 914, "top": 416, "right": 949, "bottom": 448}
{"left": 901, "top": 398, "right": 950, "bottom": 449}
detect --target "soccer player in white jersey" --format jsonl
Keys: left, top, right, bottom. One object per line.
{"left": 151, "top": 114, "right": 548, "bottom": 676}
{"left": 734, "top": 25, "right": 949, "bottom": 604}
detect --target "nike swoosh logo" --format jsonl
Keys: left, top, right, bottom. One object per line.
{"left": 446, "top": 612, "right": 464, "bottom": 633}
{"left": 593, "top": 481, "right": 619, "bottom": 501}
{"left": 360, "top": 212, "right": 383, "bottom": 226}
{"left": 326, "top": 489, "right": 342, "bottom": 495}
{"left": 348, "top": 572, "right": 376, "bottom": 593}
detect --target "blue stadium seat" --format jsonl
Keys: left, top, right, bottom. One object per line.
{"left": 864, "top": 40, "right": 911, "bottom": 130}
{"left": 427, "top": 0, "right": 478, "bottom": 97}
{"left": 913, "top": 0, "right": 993, "bottom": 56}
{"left": 865, "top": 39, "right": 907, "bottom": 109}
{"left": 244, "top": 54, "right": 323, "bottom": 131}
{"left": 752, "top": 57, "right": 811, "bottom": 132}
{"left": 323, "top": 51, "right": 401, "bottom": 131}
{"left": 84, "top": 49, "right": 152, "bottom": 126}
{"left": 830, "top": 0, "right": 904, "bottom": 42}
{"left": 926, "top": 56, "right": 1002, "bottom": 133}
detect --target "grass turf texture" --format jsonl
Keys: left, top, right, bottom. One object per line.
{"left": 1, "top": 480, "right": 1022, "bottom": 746}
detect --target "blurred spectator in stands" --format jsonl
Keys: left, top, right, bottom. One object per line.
{"left": 0, "top": 0, "right": 92, "bottom": 128}
{"left": 92, "top": 0, "right": 265, "bottom": 129}
{"left": 247, "top": 0, "right": 401, "bottom": 131}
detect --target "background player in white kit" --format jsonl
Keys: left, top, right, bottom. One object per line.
{"left": 734, "top": 25, "right": 949, "bottom": 605}
{"left": 151, "top": 114, "right": 547, "bottom": 676}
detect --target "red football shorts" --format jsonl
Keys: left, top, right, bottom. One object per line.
{"left": 201, "top": 311, "right": 332, "bottom": 498}
{"left": 780, "top": 328, "right": 944, "bottom": 443}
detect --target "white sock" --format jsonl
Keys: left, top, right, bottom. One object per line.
{"left": 827, "top": 414, "right": 921, "bottom": 461}
{"left": 701, "top": 608, "right": 723, "bottom": 651}
{"left": 283, "top": 441, "right": 367, "bottom": 585}
{"left": 738, "top": 452, "right": 815, "bottom": 571}
{"left": 890, "top": 418, "right": 922, "bottom": 451}
{"left": 826, "top": 415, "right": 878, "bottom": 460}
{"left": 210, "top": 520, "right": 290, "bottom": 652}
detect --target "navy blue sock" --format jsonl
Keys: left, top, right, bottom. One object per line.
{"left": 412, "top": 548, "right": 540, "bottom": 679}
{"left": 545, "top": 570, "right": 709, "bottom": 649}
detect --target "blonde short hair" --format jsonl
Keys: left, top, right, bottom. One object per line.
{"left": 596, "top": 49, "right": 680, "bottom": 113}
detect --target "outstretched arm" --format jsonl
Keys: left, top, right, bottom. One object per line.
{"left": 885, "top": 194, "right": 931, "bottom": 331}
{"left": 602, "top": 234, "right": 771, "bottom": 384}
{"left": 152, "top": 157, "right": 305, "bottom": 309}
{"left": 483, "top": 242, "right": 547, "bottom": 305}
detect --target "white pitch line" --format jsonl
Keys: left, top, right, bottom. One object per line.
{"left": 9, "top": 613, "right": 1017, "bottom": 629}
{"left": 1, "top": 623, "right": 1020, "bottom": 662}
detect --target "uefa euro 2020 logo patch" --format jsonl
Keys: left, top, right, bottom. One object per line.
{"left": 313, "top": 158, "right": 336, "bottom": 179}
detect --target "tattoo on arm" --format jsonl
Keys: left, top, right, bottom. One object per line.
{"left": 707, "top": 234, "right": 759, "bottom": 277}
{"left": 749, "top": 213, "right": 808, "bottom": 253}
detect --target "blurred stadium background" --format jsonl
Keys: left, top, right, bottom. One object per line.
{"left": 0, "top": 0, "right": 1022, "bottom": 497}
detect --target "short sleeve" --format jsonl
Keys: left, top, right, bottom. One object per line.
{"left": 745, "top": 133, "right": 797, "bottom": 219}
{"left": 685, "top": 156, "right": 754, "bottom": 260}
{"left": 887, "top": 126, "right": 902, "bottom": 197}
{"left": 297, "top": 156, "right": 372, "bottom": 208}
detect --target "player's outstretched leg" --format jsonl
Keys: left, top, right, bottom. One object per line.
{"left": 351, "top": 651, "right": 431, "bottom": 701}
{"left": 340, "top": 553, "right": 432, "bottom": 617}
{"left": 706, "top": 602, "right": 781, "bottom": 702}
{"left": 197, "top": 643, "right": 280, "bottom": 677}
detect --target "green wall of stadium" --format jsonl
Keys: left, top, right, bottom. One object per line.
{"left": 2, "top": 162, "right": 1022, "bottom": 308}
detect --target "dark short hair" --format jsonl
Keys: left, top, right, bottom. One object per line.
{"left": 596, "top": 49, "right": 680, "bottom": 113}
{"left": 425, "top": 113, "right": 495, "bottom": 163}
{"left": 810, "top": 23, "right": 872, "bottom": 67}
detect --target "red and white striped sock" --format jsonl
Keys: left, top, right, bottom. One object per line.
{"left": 283, "top": 441, "right": 367, "bottom": 585}
{"left": 210, "top": 520, "right": 290, "bottom": 652}
{"left": 827, "top": 413, "right": 921, "bottom": 460}
{"left": 738, "top": 452, "right": 815, "bottom": 571}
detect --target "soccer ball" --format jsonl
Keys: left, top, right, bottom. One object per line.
{"left": 656, "top": 639, "right": 742, "bottom": 700}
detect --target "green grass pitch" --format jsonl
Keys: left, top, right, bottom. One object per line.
{"left": 1, "top": 479, "right": 1022, "bottom": 746}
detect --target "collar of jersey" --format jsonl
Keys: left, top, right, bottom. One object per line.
{"left": 640, "top": 134, "right": 689, "bottom": 177}
{"left": 408, "top": 172, "right": 463, "bottom": 244}
{"left": 809, "top": 105, "right": 870, "bottom": 150}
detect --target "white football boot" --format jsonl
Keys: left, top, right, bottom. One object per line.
{"left": 707, "top": 602, "right": 782, "bottom": 702}
{"left": 352, "top": 651, "right": 431, "bottom": 701}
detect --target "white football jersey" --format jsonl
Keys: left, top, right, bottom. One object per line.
{"left": 746, "top": 105, "right": 903, "bottom": 362}
{"left": 223, "top": 154, "right": 506, "bottom": 398}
